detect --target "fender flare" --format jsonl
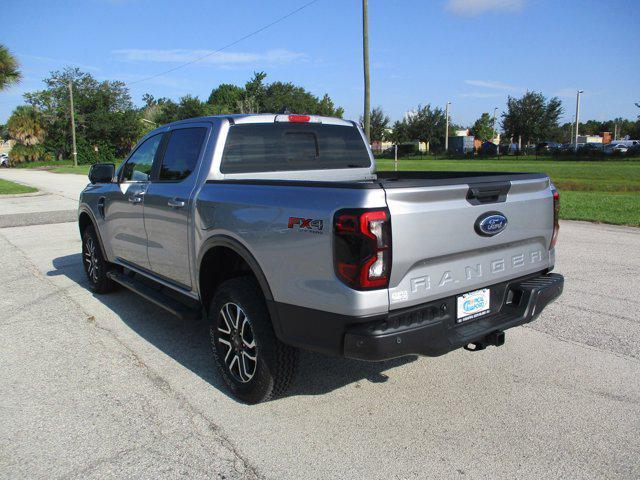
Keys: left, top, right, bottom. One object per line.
{"left": 78, "top": 206, "right": 109, "bottom": 260}
{"left": 196, "top": 235, "right": 274, "bottom": 302}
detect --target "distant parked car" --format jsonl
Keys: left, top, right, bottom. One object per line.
{"left": 627, "top": 144, "right": 640, "bottom": 156}
{"left": 580, "top": 143, "right": 603, "bottom": 153}
{"left": 536, "top": 142, "right": 561, "bottom": 153}
{"left": 479, "top": 141, "right": 498, "bottom": 156}
{"left": 559, "top": 143, "right": 574, "bottom": 152}
{"left": 0, "top": 154, "right": 8, "bottom": 168}
{"left": 604, "top": 143, "right": 628, "bottom": 155}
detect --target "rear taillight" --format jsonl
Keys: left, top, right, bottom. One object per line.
{"left": 334, "top": 209, "right": 391, "bottom": 290}
{"left": 550, "top": 184, "right": 560, "bottom": 249}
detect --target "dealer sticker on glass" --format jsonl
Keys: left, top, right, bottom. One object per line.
{"left": 456, "top": 288, "right": 490, "bottom": 323}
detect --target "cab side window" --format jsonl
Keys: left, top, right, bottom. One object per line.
{"left": 158, "top": 128, "right": 207, "bottom": 181}
{"left": 121, "top": 134, "right": 163, "bottom": 182}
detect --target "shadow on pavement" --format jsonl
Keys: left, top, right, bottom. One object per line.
{"left": 50, "top": 253, "right": 417, "bottom": 401}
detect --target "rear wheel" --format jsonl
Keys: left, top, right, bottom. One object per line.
{"left": 82, "top": 225, "right": 118, "bottom": 294}
{"left": 209, "top": 277, "right": 297, "bottom": 404}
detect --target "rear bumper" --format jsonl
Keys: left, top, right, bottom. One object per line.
{"left": 269, "top": 272, "right": 564, "bottom": 361}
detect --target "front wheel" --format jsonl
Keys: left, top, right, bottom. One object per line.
{"left": 81, "top": 225, "right": 118, "bottom": 294}
{"left": 209, "top": 277, "right": 297, "bottom": 404}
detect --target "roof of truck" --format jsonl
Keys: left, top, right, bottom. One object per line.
{"left": 162, "top": 113, "right": 356, "bottom": 128}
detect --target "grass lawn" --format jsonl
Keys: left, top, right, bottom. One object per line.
{"left": 49, "top": 164, "right": 93, "bottom": 174}
{"left": 560, "top": 191, "right": 640, "bottom": 226}
{"left": 14, "top": 160, "right": 93, "bottom": 175}
{"left": 9, "top": 156, "right": 640, "bottom": 226}
{"left": 375, "top": 158, "right": 640, "bottom": 227}
{"left": 0, "top": 178, "right": 37, "bottom": 195}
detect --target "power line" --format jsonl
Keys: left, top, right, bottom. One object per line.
{"left": 127, "top": 0, "right": 320, "bottom": 86}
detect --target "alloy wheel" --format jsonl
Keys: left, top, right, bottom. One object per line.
{"left": 215, "top": 302, "right": 257, "bottom": 383}
{"left": 83, "top": 236, "right": 99, "bottom": 284}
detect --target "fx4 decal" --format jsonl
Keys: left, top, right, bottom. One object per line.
{"left": 288, "top": 217, "right": 324, "bottom": 234}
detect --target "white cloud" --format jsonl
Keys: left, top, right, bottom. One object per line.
{"left": 17, "top": 53, "right": 100, "bottom": 72}
{"left": 457, "top": 92, "right": 504, "bottom": 98}
{"left": 111, "top": 48, "right": 308, "bottom": 66}
{"left": 445, "top": 0, "right": 524, "bottom": 16}
{"left": 464, "top": 79, "right": 519, "bottom": 91}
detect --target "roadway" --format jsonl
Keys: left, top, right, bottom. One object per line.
{"left": 0, "top": 168, "right": 638, "bottom": 479}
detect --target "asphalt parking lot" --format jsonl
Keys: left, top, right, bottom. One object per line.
{"left": 1, "top": 169, "right": 639, "bottom": 479}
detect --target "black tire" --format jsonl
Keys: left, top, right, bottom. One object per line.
{"left": 209, "top": 277, "right": 297, "bottom": 404}
{"left": 81, "top": 224, "right": 118, "bottom": 294}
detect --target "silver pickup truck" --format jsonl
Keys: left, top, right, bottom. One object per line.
{"left": 79, "top": 113, "right": 564, "bottom": 403}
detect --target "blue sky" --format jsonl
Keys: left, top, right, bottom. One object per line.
{"left": 2, "top": 0, "right": 639, "bottom": 126}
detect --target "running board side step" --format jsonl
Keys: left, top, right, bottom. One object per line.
{"left": 106, "top": 270, "right": 201, "bottom": 321}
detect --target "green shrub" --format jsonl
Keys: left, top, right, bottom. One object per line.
{"left": 8, "top": 144, "right": 51, "bottom": 165}
{"left": 76, "top": 138, "right": 117, "bottom": 165}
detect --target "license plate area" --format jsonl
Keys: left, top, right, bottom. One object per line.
{"left": 456, "top": 288, "right": 491, "bottom": 323}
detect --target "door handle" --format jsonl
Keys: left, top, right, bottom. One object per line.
{"left": 167, "top": 198, "right": 186, "bottom": 208}
{"left": 128, "top": 195, "right": 143, "bottom": 204}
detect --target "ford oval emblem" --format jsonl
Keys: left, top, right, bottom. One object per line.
{"left": 475, "top": 212, "right": 508, "bottom": 236}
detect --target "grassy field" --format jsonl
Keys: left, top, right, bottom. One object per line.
{"left": 9, "top": 156, "right": 640, "bottom": 226}
{"left": 14, "top": 160, "right": 94, "bottom": 175}
{"left": 376, "top": 157, "right": 640, "bottom": 226}
{"left": 0, "top": 178, "right": 37, "bottom": 195}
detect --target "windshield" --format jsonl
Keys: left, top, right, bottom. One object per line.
{"left": 220, "top": 123, "right": 371, "bottom": 173}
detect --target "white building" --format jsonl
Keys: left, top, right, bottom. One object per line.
{"left": 577, "top": 135, "right": 603, "bottom": 144}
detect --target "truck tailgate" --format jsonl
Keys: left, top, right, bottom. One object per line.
{"left": 381, "top": 172, "right": 554, "bottom": 310}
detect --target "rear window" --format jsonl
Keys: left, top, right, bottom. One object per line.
{"left": 220, "top": 123, "right": 371, "bottom": 173}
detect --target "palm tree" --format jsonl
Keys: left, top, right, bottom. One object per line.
{"left": 0, "top": 45, "right": 21, "bottom": 91}
{"left": 7, "top": 106, "right": 45, "bottom": 146}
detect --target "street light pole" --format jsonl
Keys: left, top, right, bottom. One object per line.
{"left": 445, "top": 102, "right": 451, "bottom": 154}
{"left": 573, "top": 90, "right": 583, "bottom": 153}
{"left": 570, "top": 117, "right": 574, "bottom": 144}
{"left": 362, "top": 0, "right": 371, "bottom": 141}
{"left": 68, "top": 80, "right": 78, "bottom": 167}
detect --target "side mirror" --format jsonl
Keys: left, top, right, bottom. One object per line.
{"left": 88, "top": 163, "right": 115, "bottom": 184}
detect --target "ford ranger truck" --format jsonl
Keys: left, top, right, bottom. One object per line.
{"left": 78, "top": 114, "right": 564, "bottom": 403}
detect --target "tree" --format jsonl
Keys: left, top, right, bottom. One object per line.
{"left": 24, "top": 68, "right": 143, "bottom": 162}
{"left": 6, "top": 105, "right": 47, "bottom": 164}
{"left": 206, "top": 72, "right": 344, "bottom": 116}
{"left": 406, "top": 104, "right": 447, "bottom": 150}
{"left": 388, "top": 120, "right": 410, "bottom": 144}
{"left": 0, "top": 44, "right": 21, "bottom": 91}
{"left": 240, "top": 71, "right": 267, "bottom": 113}
{"left": 360, "top": 107, "right": 390, "bottom": 142}
{"left": 501, "top": 91, "right": 563, "bottom": 145}
{"left": 207, "top": 84, "right": 244, "bottom": 114}
{"left": 152, "top": 95, "right": 213, "bottom": 125}
{"left": 7, "top": 105, "right": 45, "bottom": 145}
{"left": 470, "top": 112, "right": 494, "bottom": 142}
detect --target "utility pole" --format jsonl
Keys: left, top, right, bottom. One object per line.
{"left": 574, "top": 90, "right": 583, "bottom": 153}
{"left": 445, "top": 102, "right": 451, "bottom": 154}
{"left": 492, "top": 107, "right": 498, "bottom": 143}
{"left": 362, "top": 0, "right": 371, "bottom": 141}
{"left": 394, "top": 144, "right": 398, "bottom": 172}
{"left": 614, "top": 122, "right": 618, "bottom": 141}
{"left": 68, "top": 80, "right": 78, "bottom": 167}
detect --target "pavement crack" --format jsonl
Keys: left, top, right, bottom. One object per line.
{"left": 560, "top": 302, "right": 640, "bottom": 325}
{"left": 523, "top": 325, "right": 640, "bottom": 364}
{"left": 0, "top": 229, "right": 263, "bottom": 480}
